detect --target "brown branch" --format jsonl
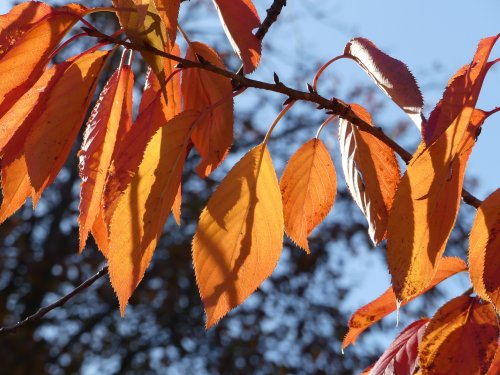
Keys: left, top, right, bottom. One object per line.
{"left": 86, "top": 30, "right": 483, "bottom": 208}
{"left": 0, "top": 266, "right": 109, "bottom": 335}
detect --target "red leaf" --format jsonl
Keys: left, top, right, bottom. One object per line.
{"left": 370, "top": 318, "right": 429, "bottom": 375}
{"left": 212, "top": 0, "right": 261, "bottom": 73}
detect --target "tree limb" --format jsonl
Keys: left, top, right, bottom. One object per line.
{"left": 0, "top": 266, "right": 109, "bottom": 335}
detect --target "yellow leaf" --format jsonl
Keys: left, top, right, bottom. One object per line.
{"left": 419, "top": 296, "right": 499, "bottom": 375}
{"left": 193, "top": 144, "right": 284, "bottom": 328}
{"left": 113, "top": 0, "right": 168, "bottom": 92}
{"left": 107, "top": 111, "right": 199, "bottom": 315}
{"left": 469, "top": 188, "right": 500, "bottom": 310}
{"left": 153, "top": 0, "right": 181, "bottom": 47}
{"left": 79, "top": 63, "right": 134, "bottom": 252}
{"left": 387, "top": 110, "right": 488, "bottom": 301}
{"left": 280, "top": 138, "right": 336, "bottom": 253}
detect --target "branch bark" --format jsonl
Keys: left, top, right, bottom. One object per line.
{"left": 0, "top": 266, "right": 109, "bottom": 335}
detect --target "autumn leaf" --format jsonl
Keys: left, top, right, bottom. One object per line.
{"left": 212, "top": 0, "right": 261, "bottom": 73}
{"left": 487, "top": 344, "right": 500, "bottom": 375}
{"left": 387, "top": 106, "right": 490, "bottom": 302}
{"left": 78, "top": 59, "right": 134, "bottom": 253}
{"left": 344, "top": 38, "right": 424, "bottom": 128}
{"left": 469, "top": 188, "right": 500, "bottom": 310}
{"left": 153, "top": 0, "right": 181, "bottom": 48}
{"left": 113, "top": 0, "right": 168, "bottom": 90}
{"left": 106, "top": 111, "right": 200, "bottom": 315}
{"left": 24, "top": 50, "right": 112, "bottom": 205}
{"left": 338, "top": 104, "right": 400, "bottom": 245}
{"left": 280, "top": 138, "right": 336, "bottom": 253}
{"left": 0, "top": 50, "right": 111, "bottom": 223}
{"left": 0, "top": 2, "right": 88, "bottom": 118}
{"left": 369, "top": 318, "right": 429, "bottom": 375}
{"left": 423, "top": 34, "right": 500, "bottom": 146}
{"left": 182, "top": 41, "right": 233, "bottom": 178}
{"left": 342, "top": 257, "right": 466, "bottom": 350}
{"left": 419, "top": 296, "right": 499, "bottom": 375}
{"left": 193, "top": 144, "right": 284, "bottom": 328}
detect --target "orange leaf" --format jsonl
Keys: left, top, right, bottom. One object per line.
{"left": 113, "top": 0, "right": 168, "bottom": 88}
{"left": 153, "top": 0, "right": 180, "bottom": 47}
{"left": 342, "top": 257, "right": 466, "bottom": 350}
{"left": 338, "top": 104, "right": 400, "bottom": 245}
{"left": 182, "top": 42, "right": 233, "bottom": 178}
{"left": 370, "top": 318, "right": 429, "bottom": 375}
{"left": 280, "top": 138, "right": 336, "bottom": 253}
{"left": 212, "top": 0, "right": 261, "bottom": 73}
{"left": 387, "top": 107, "right": 489, "bottom": 301}
{"left": 344, "top": 38, "right": 424, "bottom": 128}
{"left": 78, "top": 61, "right": 134, "bottom": 253}
{"left": 487, "top": 344, "right": 500, "bottom": 375}
{"left": 419, "top": 296, "right": 499, "bottom": 375}
{"left": 24, "top": 50, "right": 111, "bottom": 205}
{"left": 469, "top": 188, "right": 500, "bottom": 310}
{"left": 193, "top": 144, "right": 284, "bottom": 328}
{"left": 0, "top": 2, "right": 88, "bottom": 118}
{"left": 0, "top": 154, "right": 31, "bottom": 224}
{"left": 423, "top": 34, "right": 500, "bottom": 146}
{"left": 106, "top": 111, "right": 200, "bottom": 315}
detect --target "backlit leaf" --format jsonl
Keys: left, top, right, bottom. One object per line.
{"left": 469, "top": 188, "right": 500, "bottom": 310}
{"left": 280, "top": 138, "right": 336, "bottom": 253}
{"left": 339, "top": 104, "right": 400, "bottom": 245}
{"left": 24, "top": 50, "right": 111, "bottom": 205}
{"left": 387, "top": 105, "right": 489, "bottom": 301}
{"left": 419, "top": 296, "right": 499, "bottom": 375}
{"left": 212, "top": 0, "right": 261, "bottom": 73}
{"left": 113, "top": 0, "right": 168, "bottom": 89}
{"left": 78, "top": 60, "right": 134, "bottom": 253}
{"left": 423, "top": 34, "right": 500, "bottom": 146}
{"left": 193, "top": 144, "right": 284, "bottom": 328}
{"left": 344, "top": 38, "right": 424, "bottom": 128}
{"left": 343, "top": 257, "right": 466, "bottom": 350}
{"left": 106, "top": 111, "right": 200, "bottom": 315}
{"left": 370, "top": 318, "right": 429, "bottom": 375}
{"left": 182, "top": 41, "right": 233, "bottom": 178}
{"left": 153, "top": 0, "right": 181, "bottom": 47}
{"left": 0, "top": 2, "right": 88, "bottom": 118}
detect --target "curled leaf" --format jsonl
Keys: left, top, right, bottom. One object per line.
{"left": 193, "top": 145, "right": 284, "bottom": 328}
{"left": 79, "top": 62, "right": 134, "bottom": 253}
{"left": 280, "top": 138, "right": 336, "bottom": 253}
{"left": 338, "top": 104, "right": 400, "bottom": 245}
{"left": 344, "top": 38, "right": 424, "bottom": 128}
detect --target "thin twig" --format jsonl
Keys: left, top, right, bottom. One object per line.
{"left": 0, "top": 266, "right": 109, "bottom": 335}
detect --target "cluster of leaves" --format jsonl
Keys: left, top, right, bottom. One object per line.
{"left": 0, "top": 1, "right": 499, "bottom": 373}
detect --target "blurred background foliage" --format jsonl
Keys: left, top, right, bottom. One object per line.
{"left": 0, "top": 1, "right": 474, "bottom": 374}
